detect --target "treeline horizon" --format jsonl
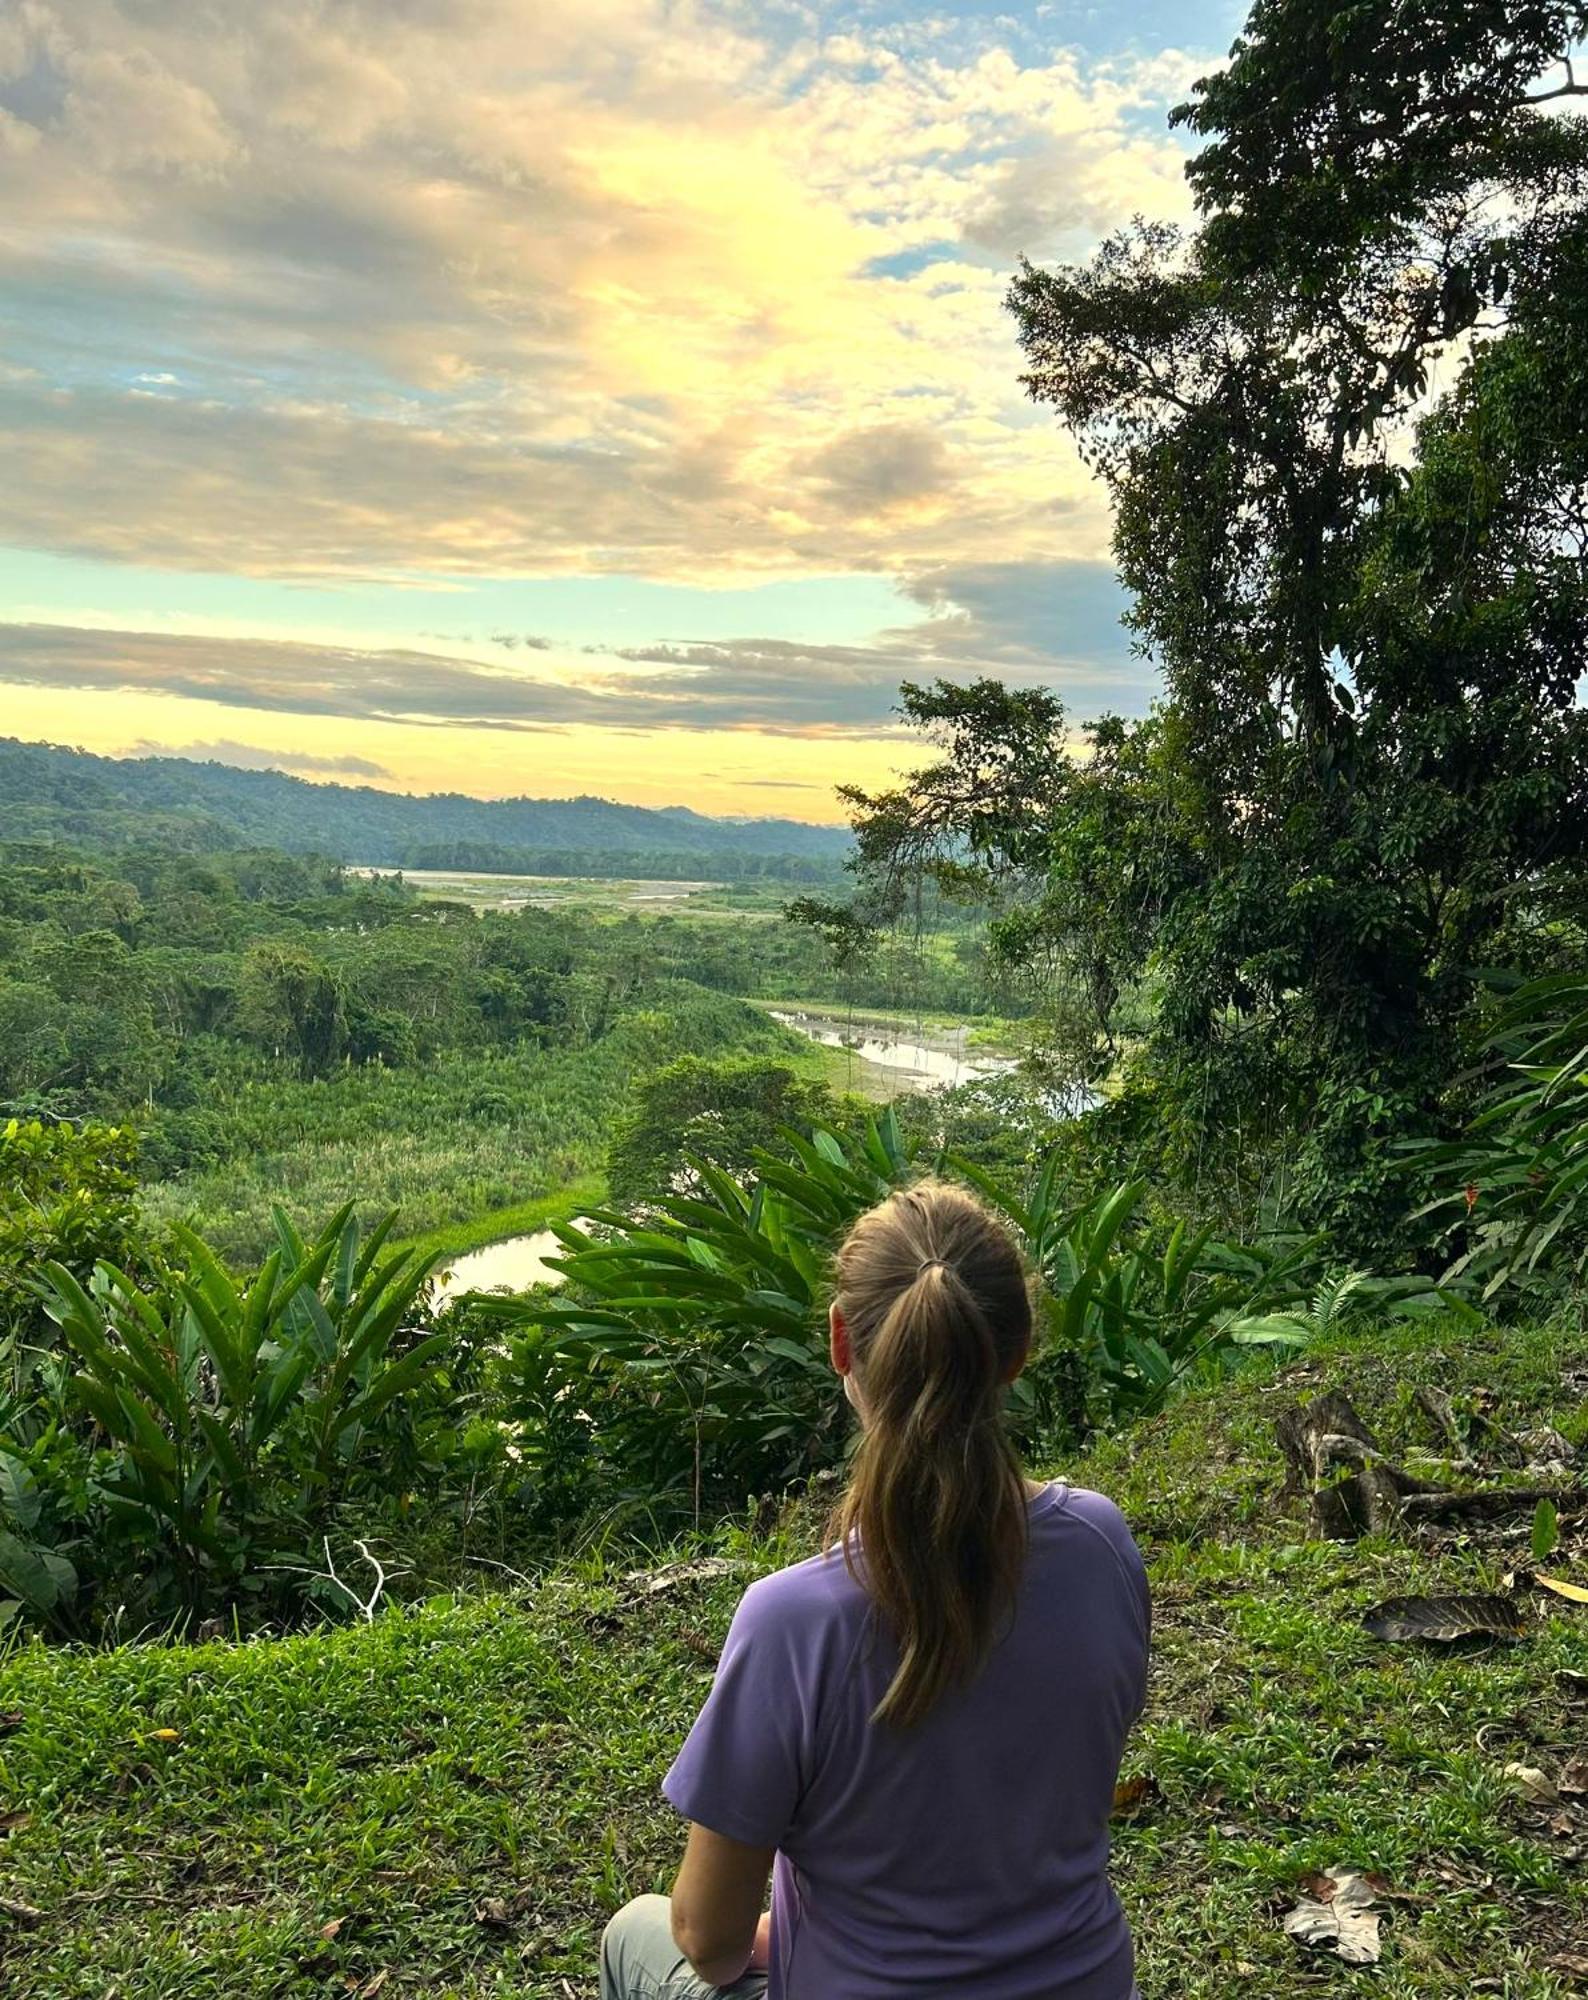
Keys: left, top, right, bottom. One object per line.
{"left": 0, "top": 737, "right": 855, "bottom": 875}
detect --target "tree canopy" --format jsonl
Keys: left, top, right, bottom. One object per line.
{"left": 824, "top": 3, "right": 1588, "bottom": 1248}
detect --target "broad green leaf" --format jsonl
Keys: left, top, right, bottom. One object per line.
{"left": 0, "top": 1529, "right": 75, "bottom": 1613}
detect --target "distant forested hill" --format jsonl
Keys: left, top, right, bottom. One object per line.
{"left": 0, "top": 739, "right": 851, "bottom": 878}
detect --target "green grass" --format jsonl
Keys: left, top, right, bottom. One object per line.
{"left": 393, "top": 1174, "right": 608, "bottom": 1268}
{"left": 787, "top": 1034, "right": 903, "bottom": 1105}
{"left": 397, "top": 871, "right": 795, "bottom": 923}
{"left": 4, "top": 1319, "right": 1587, "bottom": 1996}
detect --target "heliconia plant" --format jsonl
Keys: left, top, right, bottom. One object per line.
{"left": 29, "top": 1203, "right": 446, "bottom": 1622}
{"left": 480, "top": 1114, "right": 1470, "bottom": 1528}
{"left": 1407, "top": 971, "right": 1588, "bottom": 1299}
{"left": 486, "top": 1111, "right": 918, "bottom": 1520}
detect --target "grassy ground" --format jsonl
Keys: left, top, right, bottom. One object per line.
{"left": 394, "top": 1175, "right": 608, "bottom": 1268}
{"left": 802, "top": 1037, "right": 909, "bottom": 1104}
{"left": 392, "top": 871, "right": 793, "bottom": 923}
{"left": 3, "top": 1319, "right": 1587, "bottom": 1997}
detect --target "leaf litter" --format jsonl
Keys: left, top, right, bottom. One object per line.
{"left": 1503, "top": 1763, "right": 1561, "bottom": 1806}
{"left": 1282, "top": 1867, "right": 1385, "bottom": 1965}
{"left": 1361, "top": 1594, "right": 1524, "bottom": 1642}
{"left": 1111, "top": 1773, "right": 1158, "bottom": 1818}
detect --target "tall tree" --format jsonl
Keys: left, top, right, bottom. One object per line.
{"left": 236, "top": 942, "right": 346, "bottom": 1078}
{"left": 836, "top": 4, "right": 1588, "bottom": 1246}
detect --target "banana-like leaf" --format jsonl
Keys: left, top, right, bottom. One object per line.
{"left": 339, "top": 1332, "right": 449, "bottom": 1435}
{"left": 0, "top": 1448, "right": 41, "bottom": 1532}
{"left": 1225, "top": 1314, "right": 1312, "bottom": 1346}
{"left": 181, "top": 1282, "right": 256, "bottom": 1414}
{"left": 0, "top": 1528, "right": 75, "bottom": 1612}
{"left": 195, "top": 1409, "right": 250, "bottom": 1491}
{"left": 109, "top": 1387, "right": 180, "bottom": 1476}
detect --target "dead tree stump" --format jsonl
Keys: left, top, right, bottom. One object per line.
{"left": 1275, "top": 1390, "right": 1438, "bottom": 1538}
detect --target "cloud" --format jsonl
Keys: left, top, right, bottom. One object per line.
{"left": 0, "top": 557, "right": 1151, "bottom": 739}
{"left": 0, "top": 1, "right": 1211, "bottom": 587}
{"left": 62, "top": 46, "right": 239, "bottom": 176}
{"left": 801, "top": 423, "right": 955, "bottom": 517}
{"left": 901, "top": 557, "right": 1139, "bottom": 678}
{"left": 126, "top": 737, "right": 391, "bottom": 779}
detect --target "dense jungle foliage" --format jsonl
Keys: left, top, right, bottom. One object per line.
{"left": 0, "top": 835, "right": 1047, "bottom": 1630}
{"left": 803, "top": 0, "right": 1588, "bottom": 1266}
{"left": 0, "top": 839, "right": 1024, "bottom": 1249}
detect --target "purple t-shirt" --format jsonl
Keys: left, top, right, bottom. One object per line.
{"left": 664, "top": 1483, "right": 1150, "bottom": 2000}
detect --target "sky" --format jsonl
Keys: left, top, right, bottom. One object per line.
{"left": 0, "top": 0, "right": 1247, "bottom": 820}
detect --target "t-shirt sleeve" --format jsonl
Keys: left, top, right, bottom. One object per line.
{"left": 662, "top": 1576, "right": 810, "bottom": 1850}
{"left": 1069, "top": 1488, "right": 1151, "bottom": 1710}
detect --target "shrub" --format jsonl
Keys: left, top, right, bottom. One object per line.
{"left": 1408, "top": 970, "right": 1588, "bottom": 1300}
{"left": 486, "top": 1114, "right": 920, "bottom": 1527}
{"left": 481, "top": 1115, "right": 1459, "bottom": 1531}
{"left": 4, "top": 1205, "right": 447, "bottom": 1631}
{"left": 0, "top": 1117, "right": 145, "bottom": 1387}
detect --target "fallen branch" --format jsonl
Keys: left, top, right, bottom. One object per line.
{"left": 262, "top": 1539, "right": 408, "bottom": 1623}
{"left": 619, "top": 1555, "right": 742, "bottom": 1598}
{"left": 1277, "top": 1391, "right": 1437, "bottom": 1538}
{"left": 1400, "top": 1485, "right": 1588, "bottom": 1524}
{"left": 1276, "top": 1391, "right": 1582, "bottom": 1540}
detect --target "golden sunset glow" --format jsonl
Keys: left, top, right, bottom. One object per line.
{"left": 0, "top": 0, "right": 1230, "bottom": 812}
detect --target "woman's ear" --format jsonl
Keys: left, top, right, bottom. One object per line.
{"left": 829, "top": 1300, "right": 851, "bottom": 1377}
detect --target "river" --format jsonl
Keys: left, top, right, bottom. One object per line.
{"left": 431, "top": 1012, "right": 1084, "bottom": 1301}
{"left": 771, "top": 1007, "right": 1100, "bottom": 1118}
{"left": 429, "top": 1223, "right": 590, "bottom": 1306}
{"left": 767, "top": 1008, "right": 1014, "bottom": 1092}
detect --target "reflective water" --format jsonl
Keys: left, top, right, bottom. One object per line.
{"left": 768, "top": 1010, "right": 1013, "bottom": 1092}
{"left": 436, "top": 1014, "right": 1093, "bottom": 1305}
{"left": 771, "top": 1008, "right": 1099, "bottom": 1118}
{"left": 431, "top": 1223, "right": 588, "bottom": 1304}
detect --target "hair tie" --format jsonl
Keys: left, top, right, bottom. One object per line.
{"left": 916, "top": 1257, "right": 948, "bottom": 1279}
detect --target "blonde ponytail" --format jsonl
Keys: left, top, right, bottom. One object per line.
{"left": 830, "top": 1179, "right": 1033, "bottom": 1728}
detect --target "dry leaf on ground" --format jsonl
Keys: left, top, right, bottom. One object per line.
{"left": 1282, "top": 1867, "right": 1383, "bottom": 1965}
{"left": 1503, "top": 1762, "right": 1561, "bottom": 1805}
{"left": 1111, "top": 1774, "right": 1158, "bottom": 1818}
{"left": 1559, "top": 1757, "right": 1588, "bottom": 1797}
{"left": 1361, "top": 1594, "right": 1523, "bottom": 1642}
{"left": 474, "top": 1890, "right": 534, "bottom": 1930}
{"left": 1538, "top": 1574, "right": 1588, "bottom": 1606}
